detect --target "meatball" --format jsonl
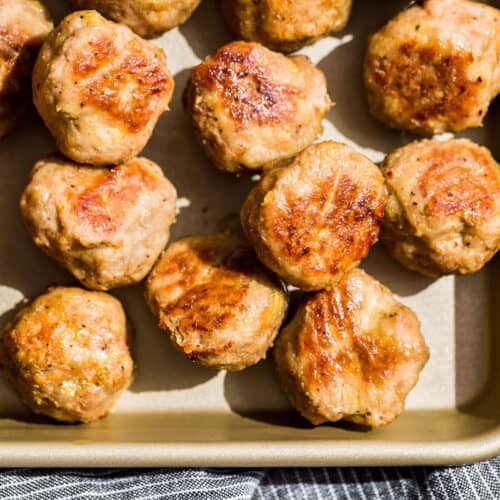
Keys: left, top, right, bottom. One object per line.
{"left": 145, "top": 233, "right": 288, "bottom": 371}
{"left": 221, "top": 0, "right": 352, "bottom": 53}
{"left": 20, "top": 155, "right": 177, "bottom": 290}
{"left": 71, "top": 0, "right": 201, "bottom": 38}
{"left": 0, "top": 287, "right": 133, "bottom": 423}
{"left": 0, "top": 0, "right": 53, "bottom": 139}
{"left": 183, "top": 41, "right": 332, "bottom": 174}
{"left": 381, "top": 138, "right": 500, "bottom": 277}
{"left": 32, "top": 10, "right": 174, "bottom": 165}
{"left": 274, "top": 269, "right": 429, "bottom": 427}
{"left": 364, "top": 0, "right": 500, "bottom": 135}
{"left": 241, "top": 141, "right": 387, "bottom": 291}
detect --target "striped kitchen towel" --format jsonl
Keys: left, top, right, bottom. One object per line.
{"left": 0, "top": 457, "right": 498, "bottom": 499}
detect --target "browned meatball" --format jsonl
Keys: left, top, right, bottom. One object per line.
{"left": 241, "top": 141, "right": 387, "bottom": 291}
{"left": 0, "top": 0, "right": 53, "bottom": 139}
{"left": 221, "top": 0, "right": 352, "bottom": 53}
{"left": 72, "top": 0, "right": 201, "bottom": 38}
{"left": 32, "top": 11, "right": 174, "bottom": 165}
{"left": 183, "top": 41, "right": 332, "bottom": 174}
{"left": 145, "top": 233, "right": 288, "bottom": 371}
{"left": 274, "top": 269, "right": 429, "bottom": 427}
{"left": 364, "top": 0, "right": 500, "bottom": 135}
{"left": 0, "top": 287, "right": 133, "bottom": 423}
{"left": 381, "top": 138, "right": 500, "bottom": 277}
{"left": 20, "top": 155, "right": 177, "bottom": 291}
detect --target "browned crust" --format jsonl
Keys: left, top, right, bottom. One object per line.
{"left": 418, "top": 147, "right": 497, "bottom": 219}
{"left": 0, "top": 287, "right": 133, "bottom": 423}
{"left": 274, "top": 269, "right": 429, "bottom": 427}
{"left": 241, "top": 142, "right": 387, "bottom": 290}
{"left": 267, "top": 174, "right": 385, "bottom": 272}
{"left": 145, "top": 234, "right": 288, "bottom": 371}
{"left": 73, "top": 38, "right": 173, "bottom": 133}
{"left": 72, "top": 0, "right": 202, "bottom": 38}
{"left": 381, "top": 139, "right": 500, "bottom": 276}
{"left": 365, "top": 40, "right": 485, "bottom": 135}
{"left": 70, "top": 159, "right": 158, "bottom": 237}
{"left": 186, "top": 41, "right": 301, "bottom": 129}
{"left": 220, "top": 0, "right": 352, "bottom": 53}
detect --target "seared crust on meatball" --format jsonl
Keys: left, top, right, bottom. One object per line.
{"left": 241, "top": 141, "right": 387, "bottom": 291}
{"left": 145, "top": 233, "right": 288, "bottom": 371}
{"left": 20, "top": 155, "right": 177, "bottom": 290}
{"left": 0, "top": 287, "right": 133, "bottom": 423}
{"left": 381, "top": 138, "right": 500, "bottom": 277}
{"left": 0, "top": 0, "right": 52, "bottom": 139}
{"left": 274, "top": 269, "right": 429, "bottom": 427}
{"left": 72, "top": 0, "right": 201, "bottom": 38}
{"left": 183, "top": 41, "right": 332, "bottom": 173}
{"left": 221, "top": 0, "right": 352, "bottom": 52}
{"left": 364, "top": 0, "right": 500, "bottom": 135}
{"left": 32, "top": 11, "right": 174, "bottom": 165}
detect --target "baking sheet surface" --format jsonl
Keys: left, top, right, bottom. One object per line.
{"left": 0, "top": 0, "right": 497, "bottom": 465}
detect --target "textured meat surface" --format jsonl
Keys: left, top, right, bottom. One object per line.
{"left": 0, "top": 0, "right": 52, "bottom": 138}
{"left": 72, "top": 0, "right": 201, "bottom": 38}
{"left": 32, "top": 11, "right": 174, "bottom": 165}
{"left": 274, "top": 269, "right": 429, "bottom": 427}
{"left": 364, "top": 0, "right": 500, "bottom": 135}
{"left": 0, "top": 287, "right": 133, "bottom": 423}
{"left": 20, "top": 155, "right": 177, "bottom": 290}
{"left": 381, "top": 138, "right": 500, "bottom": 276}
{"left": 221, "top": 0, "right": 352, "bottom": 52}
{"left": 183, "top": 41, "right": 332, "bottom": 173}
{"left": 145, "top": 233, "right": 288, "bottom": 371}
{"left": 241, "top": 141, "right": 387, "bottom": 290}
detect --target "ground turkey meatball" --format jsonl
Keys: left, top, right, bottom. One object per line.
{"left": 274, "top": 269, "right": 429, "bottom": 427}
{"left": 221, "top": 0, "right": 352, "bottom": 52}
{"left": 0, "top": 287, "right": 133, "bottom": 423}
{"left": 241, "top": 141, "right": 387, "bottom": 291}
{"left": 145, "top": 233, "right": 288, "bottom": 371}
{"left": 0, "top": 0, "right": 53, "bottom": 139}
{"left": 183, "top": 41, "right": 332, "bottom": 174}
{"left": 72, "top": 0, "right": 201, "bottom": 38}
{"left": 20, "top": 155, "right": 177, "bottom": 290}
{"left": 364, "top": 0, "right": 500, "bottom": 135}
{"left": 381, "top": 138, "right": 500, "bottom": 277}
{"left": 32, "top": 10, "right": 174, "bottom": 165}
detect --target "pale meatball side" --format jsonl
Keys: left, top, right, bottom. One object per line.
{"left": 145, "top": 233, "right": 288, "bottom": 371}
{"left": 241, "top": 141, "right": 387, "bottom": 291}
{"left": 0, "top": 287, "right": 133, "bottom": 423}
{"left": 221, "top": 0, "right": 352, "bottom": 53}
{"left": 381, "top": 138, "right": 500, "bottom": 277}
{"left": 32, "top": 10, "right": 174, "bottom": 165}
{"left": 20, "top": 155, "right": 177, "bottom": 290}
{"left": 183, "top": 41, "right": 332, "bottom": 174}
{"left": 72, "top": 0, "right": 201, "bottom": 38}
{"left": 0, "top": 0, "right": 53, "bottom": 139}
{"left": 364, "top": 0, "right": 500, "bottom": 135}
{"left": 274, "top": 269, "right": 429, "bottom": 427}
